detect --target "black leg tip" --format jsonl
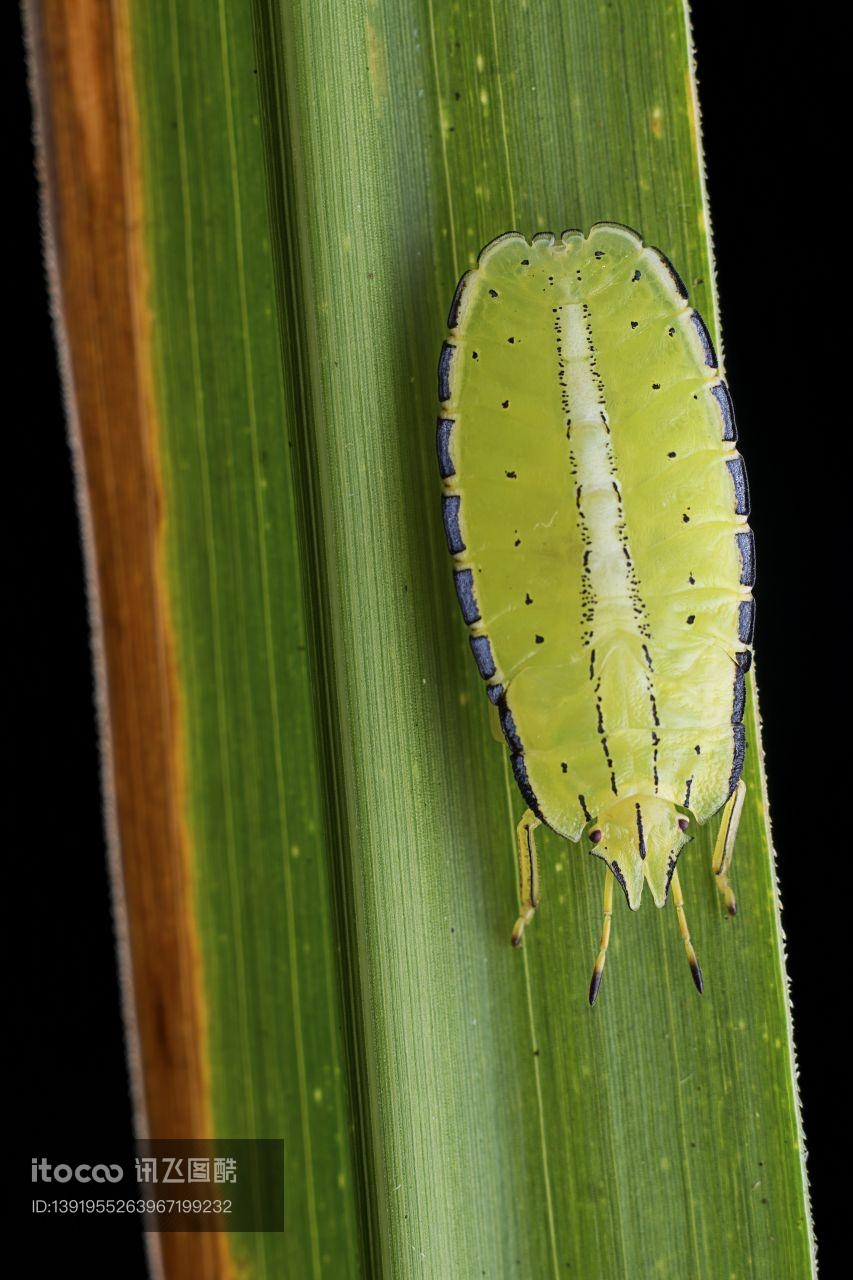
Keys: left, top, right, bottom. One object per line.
{"left": 690, "top": 960, "right": 704, "bottom": 995}
{"left": 589, "top": 968, "right": 603, "bottom": 1006}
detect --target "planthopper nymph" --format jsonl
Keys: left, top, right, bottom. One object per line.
{"left": 436, "top": 224, "right": 754, "bottom": 1004}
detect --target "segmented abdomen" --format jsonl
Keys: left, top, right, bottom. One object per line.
{"left": 438, "top": 225, "right": 754, "bottom": 839}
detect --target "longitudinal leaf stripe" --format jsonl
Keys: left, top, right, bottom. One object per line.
{"left": 438, "top": 226, "right": 754, "bottom": 844}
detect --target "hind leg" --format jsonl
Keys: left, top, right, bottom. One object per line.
{"left": 511, "top": 809, "right": 541, "bottom": 946}
{"left": 712, "top": 779, "right": 746, "bottom": 916}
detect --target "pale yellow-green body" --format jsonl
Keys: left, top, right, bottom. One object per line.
{"left": 438, "top": 226, "right": 753, "bottom": 994}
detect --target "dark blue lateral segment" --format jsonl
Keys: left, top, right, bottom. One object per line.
{"left": 689, "top": 310, "right": 718, "bottom": 368}
{"left": 738, "top": 599, "right": 755, "bottom": 645}
{"left": 470, "top": 634, "right": 497, "bottom": 680}
{"left": 436, "top": 417, "right": 456, "bottom": 478}
{"left": 438, "top": 341, "right": 455, "bottom": 402}
{"left": 447, "top": 271, "right": 469, "bottom": 328}
{"left": 486, "top": 682, "right": 505, "bottom": 705}
{"left": 651, "top": 247, "right": 688, "bottom": 299}
{"left": 729, "top": 724, "right": 747, "bottom": 793}
{"left": 735, "top": 648, "right": 752, "bottom": 673}
{"left": 442, "top": 495, "right": 465, "bottom": 554}
{"left": 711, "top": 382, "right": 738, "bottom": 442}
{"left": 732, "top": 669, "right": 747, "bottom": 723}
{"left": 727, "top": 456, "right": 751, "bottom": 516}
{"left": 498, "top": 696, "right": 523, "bottom": 754}
{"left": 453, "top": 568, "right": 481, "bottom": 624}
{"left": 736, "top": 530, "right": 756, "bottom": 586}
{"left": 512, "top": 753, "right": 544, "bottom": 821}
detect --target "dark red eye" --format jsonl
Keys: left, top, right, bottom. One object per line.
{"left": 590, "top": 828, "right": 602, "bottom": 844}
{"left": 677, "top": 817, "right": 689, "bottom": 832}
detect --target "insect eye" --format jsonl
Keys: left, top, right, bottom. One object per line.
{"left": 589, "top": 828, "right": 602, "bottom": 844}
{"left": 677, "top": 817, "right": 689, "bottom": 832}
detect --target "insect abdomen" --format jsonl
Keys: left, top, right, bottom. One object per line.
{"left": 438, "top": 226, "right": 754, "bottom": 838}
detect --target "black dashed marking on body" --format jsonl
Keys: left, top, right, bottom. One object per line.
{"left": 579, "top": 794, "right": 592, "bottom": 822}
{"left": 635, "top": 802, "right": 646, "bottom": 860}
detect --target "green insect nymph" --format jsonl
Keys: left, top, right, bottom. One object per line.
{"left": 437, "top": 225, "right": 754, "bottom": 1004}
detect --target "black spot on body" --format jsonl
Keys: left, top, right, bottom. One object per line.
{"left": 501, "top": 399, "right": 510, "bottom": 409}
{"left": 489, "top": 288, "right": 499, "bottom": 298}
{"left": 686, "top": 614, "right": 695, "bottom": 625}
{"left": 524, "top": 593, "right": 533, "bottom": 605}
{"left": 505, "top": 470, "right": 517, "bottom": 479}
{"left": 534, "top": 634, "right": 544, "bottom": 644}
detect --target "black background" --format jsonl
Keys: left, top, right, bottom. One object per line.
{"left": 16, "top": 1, "right": 838, "bottom": 1274}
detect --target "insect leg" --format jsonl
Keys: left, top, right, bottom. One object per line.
{"left": 671, "top": 868, "right": 703, "bottom": 994}
{"left": 511, "top": 809, "right": 541, "bottom": 946}
{"left": 711, "top": 779, "right": 746, "bottom": 916}
{"left": 588, "top": 869, "right": 615, "bottom": 1006}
